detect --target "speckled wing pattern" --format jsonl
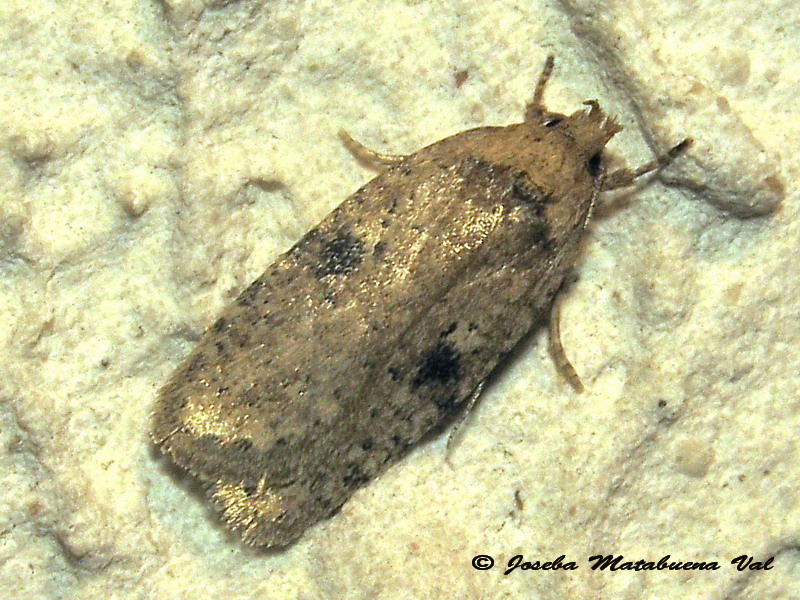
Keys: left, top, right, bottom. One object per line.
{"left": 152, "top": 116, "right": 607, "bottom": 547}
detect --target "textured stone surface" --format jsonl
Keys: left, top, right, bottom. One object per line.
{"left": 0, "top": 0, "right": 795, "bottom": 598}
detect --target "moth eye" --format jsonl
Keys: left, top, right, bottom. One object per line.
{"left": 543, "top": 116, "right": 563, "bottom": 127}
{"left": 587, "top": 152, "right": 602, "bottom": 176}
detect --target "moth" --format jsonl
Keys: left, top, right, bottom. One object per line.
{"left": 151, "top": 55, "right": 690, "bottom": 547}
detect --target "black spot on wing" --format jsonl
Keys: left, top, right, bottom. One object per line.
{"left": 314, "top": 228, "right": 366, "bottom": 278}
{"left": 412, "top": 341, "right": 462, "bottom": 389}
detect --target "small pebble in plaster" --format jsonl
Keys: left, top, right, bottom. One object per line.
{"left": 453, "top": 68, "right": 470, "bottom": 88}
{"left": 674, "top": 438, "right": 715, "bottom": 478}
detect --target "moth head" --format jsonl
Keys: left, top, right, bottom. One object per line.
{"left": 524, "top": 56, "right": 621, "bottom": 178}
{"left": 561, "top": 100, "right": 622, "bottom": 177}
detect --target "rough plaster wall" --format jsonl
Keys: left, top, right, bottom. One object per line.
{"left": 0, "top": 0, "right": 795, "bottom": 598}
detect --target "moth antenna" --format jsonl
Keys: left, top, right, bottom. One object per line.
{"left": 525, "top": 54, "right": 555, "bottom": 121}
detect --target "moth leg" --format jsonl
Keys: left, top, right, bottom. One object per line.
{"left": 548, "top": 294, "right": 584, "bottom": 393}
{"left": 524, "top": 54, "right": 555, "bottom": 122}
{"left": 338, "top": 130, "right": 408, "bottom": 169}
{"left": 445, "top": 380, "right": 486, "bottom": 457}
{"left": 602, "top": 138, "right": 693, "bottom": 191}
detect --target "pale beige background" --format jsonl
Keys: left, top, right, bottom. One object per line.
{"left": 0, "top": 0, "right": 797, "bottom": 598}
